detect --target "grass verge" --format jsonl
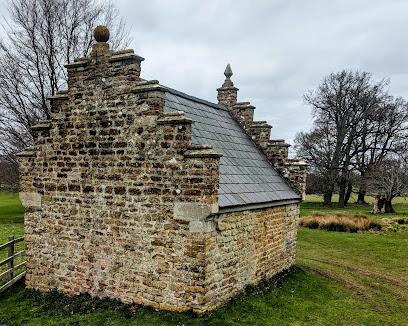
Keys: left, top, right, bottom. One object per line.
{"left": 0, "top": 192, "right": 24, "bottom": 242}
{"left": 301, "top": 194, "right": 408, "bottom": 218}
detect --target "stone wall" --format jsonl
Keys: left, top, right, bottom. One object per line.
{"left": 204, "top": 203, "right": 299, "bottom": 311}
{"left": 264, "top": 141, "right": 308, "bottom": 200}
{"left": 18, "top": 30, "right": 301, "bottom": 314}
{"left": 18, "top": 39, "right": 222, "bottom": 312}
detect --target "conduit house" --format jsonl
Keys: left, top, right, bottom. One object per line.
{"left": 18, "top": 26, "right": 307, "bottom": 313}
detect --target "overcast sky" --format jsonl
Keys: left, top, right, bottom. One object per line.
{"left": 114, "top": 0, "right": 408, "bottom": 149}
{"left": 1, "top": 0, "right": 408, "bottom": 151}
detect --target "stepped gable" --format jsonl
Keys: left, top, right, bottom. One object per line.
{"left": 163, "top": 88, "right": 301, "bottom": 209}
{"left": 216, "top": 64, "right": 308, "bottom": 199}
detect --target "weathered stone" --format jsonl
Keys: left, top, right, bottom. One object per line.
{"left": 18, "top": 26, "right": 302, "bottom": 314}
{"left": 174, "top": 202, "right": 216, "bottom": 220}
{"left": 93, "top": 25, "right": 110, "bottom": 42}
{"left": 189, "top": 220, "right": 214, "bottom": 233}
{"left": 19, "top": 192, "right": 42, "bottom": 208}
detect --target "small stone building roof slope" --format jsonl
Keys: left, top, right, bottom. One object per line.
{"left": 163, "top": 88, "right": 301, "bottom": 209}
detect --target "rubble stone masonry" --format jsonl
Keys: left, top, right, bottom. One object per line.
{"left": 204, "top": 203, "right": 299, "bottom": 311}
{"left": 18, "top": 30, "right": 301, "bottom": 313}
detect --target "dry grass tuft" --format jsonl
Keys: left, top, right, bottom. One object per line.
{"left": 299, "top": 212, "right": 382, "bottom": 233}
{"left": 378, "top": 218, "right": 408, "bottom": 232}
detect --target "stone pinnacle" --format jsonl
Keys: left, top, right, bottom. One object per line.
{"left": 224, "top": 64, "right": 233, "bottom": 79}
{"left": 222, "top": 64, "right": 234, "bottom": 88}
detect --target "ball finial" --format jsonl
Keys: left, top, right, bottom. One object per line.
{"left": 94, "top": 25, "right": 110, "bottom": 42}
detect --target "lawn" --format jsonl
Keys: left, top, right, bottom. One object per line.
{"left": 0, "top": 192, "right": 24, "bottom": 243}
{"left": 301, "top": 194, "right": 408, "bottom": 219}
{"left": 0, "top": 192, "right": 407, "bottom": 325}
{"left": 0, "top": 192, "right": 25, "bottom": 287}
{"left": 296, "top": 229, "right": 408, "bottom": 326}
{"left": 0, "top": 266, "right": 385, "bottom": 326}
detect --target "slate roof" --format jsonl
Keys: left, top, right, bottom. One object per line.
{"left": 163, "top": 88, "right": 301, "bottom": 208}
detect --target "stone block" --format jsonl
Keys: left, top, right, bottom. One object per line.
{"left": 189, "top": 220, "right": 215, "bottom": 233}
{"left": 19, "top": 192, "right": 42, "bottom": 208}
{"left": 174, "top": 202, "right": 217, "bottom": 221}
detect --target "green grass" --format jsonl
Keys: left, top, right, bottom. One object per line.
{"left": 0, "top": 192, "right": 24, "bottom": 242}
{"left": 0, "top": 267, "right": 384, "bottom": 326}
{"left": 0, "top": 192, "right": 25, "bottom": 287}
{"left": 296, "top": 228, "right": 408, "bottom": 326}
{"left": 301, "top": 194, "right": 408, "bottom": 218}
{"left": 0, "top": 192, "right": 407, "bottom": 325}
{"left": 298, "top": 194, "right": 408, "bottom": 325}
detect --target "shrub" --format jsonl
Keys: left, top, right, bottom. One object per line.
{"left": 299, "top": 213, "right": 381, "bottom": 232}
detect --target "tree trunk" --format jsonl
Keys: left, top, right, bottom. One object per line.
{"left": 357, "top": 171, "right": 366, "bottom": 204}
{"left": 323, "top": 191, "right": 333, "bottom": 206}
{"left": 372, "top": 195, "right": 385, "bottom": 214}
{"left": 384, "top": 200, "right": 395, "bottom": 213}
{"left": 338, "top": 177, "right": 347, "bottom": 208}
{"left": 344, "top": 181, "right": 353, "bottom": 206}
{"left": 357, "top": 190, "right": 366, "bottom": 204}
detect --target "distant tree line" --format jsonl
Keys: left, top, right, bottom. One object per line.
{"left": 0, "top": 157, "right": 19, "bottom": 191}
{"left": 295, "top": 70, "right": 408, "bottom": 212}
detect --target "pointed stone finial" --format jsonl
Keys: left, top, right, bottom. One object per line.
{"left": 222, "top": 64, "right": 234, "bottom": 88}
{"left": 94, "top": 25, "right": 110, "bottom": 42}
{"left": 224, "top": 64, "right": 233, "bottom": 79}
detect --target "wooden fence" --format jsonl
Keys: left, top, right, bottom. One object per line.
{"left": 0, "top": 236, "right": 26, "bottom": 293}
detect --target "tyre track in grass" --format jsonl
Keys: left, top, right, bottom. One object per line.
{"left": 297, "top": 259, "right": 408, "bottom": 323}
{"left": 307, "top": 258, "right": 408, "bottom": 287}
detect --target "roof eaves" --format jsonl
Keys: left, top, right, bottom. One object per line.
{"left": 218, "top": 199, "right": 301, "bottom": 214}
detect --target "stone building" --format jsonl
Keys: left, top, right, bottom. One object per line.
{"left": 18, "top": 26, "right": 307, "bottom": 313}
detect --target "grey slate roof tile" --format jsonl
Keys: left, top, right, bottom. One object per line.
{"left": 163, "top": 90, "right": 301, "bottom": 208}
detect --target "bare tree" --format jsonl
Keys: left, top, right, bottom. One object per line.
{"left": 295, "top": 70, "right": 408, "bottom": 207}
{"left": 0, "top": 0, "right": 131, "bottom": 179}
{"left": 352, "top": 96, "right": 408, "bottom": 204}
{"left": 0, "top": 157, "right": 19, "bottom": 191}
{"left": 366, "top": 156, "right": 408, "bottom": 213}
{"left": 294, "top": 120, "right": 338, "bottom": 205}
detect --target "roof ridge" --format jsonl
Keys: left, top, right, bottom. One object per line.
{"left": 162, "top": 85, "right": 229, "bottom": 112}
